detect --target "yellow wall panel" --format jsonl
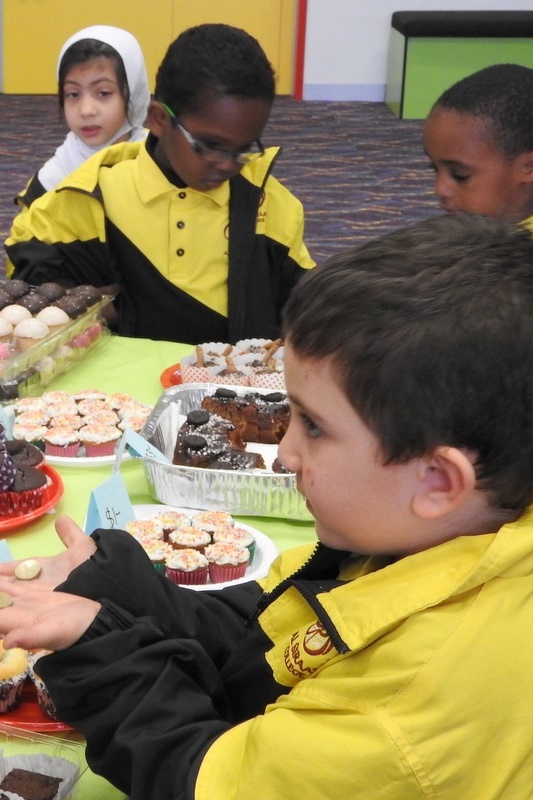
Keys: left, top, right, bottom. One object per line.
{"left": 2, "top": 0, "right": 296, "bottom": 94}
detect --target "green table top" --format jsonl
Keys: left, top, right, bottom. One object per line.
{"left": 2, "top": 333, "right": 316, "bottom": 800}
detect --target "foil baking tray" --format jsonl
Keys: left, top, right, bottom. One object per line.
{"left": 139, "top": 383, "right": 312, "bottom": 521}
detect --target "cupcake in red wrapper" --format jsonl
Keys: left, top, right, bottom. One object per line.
{"left": 43, "top": 426, "right": 80, "bottom": 458}
{"left": 165, "top": 548, "right": 209, "bottom": 585}
{"left": 0, "top": 465, "right": 49, "bottom": 517}
{"left": 213, "top": 525, "right": 256, "bottom": 564}
{"left": 204, "top": 542, "right": 250, "bottom": 584}
{"left": 78, "top": 423, "right": 121, "bottom": 457}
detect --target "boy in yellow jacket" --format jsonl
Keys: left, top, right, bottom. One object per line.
{"left": 1, "top": 213, "right": 533, "bottom": 799}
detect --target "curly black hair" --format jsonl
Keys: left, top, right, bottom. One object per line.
{"left": 154, "top": 23, "right": 275, "bottom": 116}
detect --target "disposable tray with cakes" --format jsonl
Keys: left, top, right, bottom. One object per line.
{"left": 167, "top": 338, "right": 285, "bottom": 390}
{"left": 0, "top": 723, "right": 85, "bottom": 799}
{"left": 0, "top": 280, "right": 113, "bottom": 403}
{"left": 139, "top": 383, "right": 312, "bottom": 520}
{"left": 4, "top": 390, "right": 153, "bottom": 466}
{"left": 128, "top": 503, "right": 279, "bottom": 590}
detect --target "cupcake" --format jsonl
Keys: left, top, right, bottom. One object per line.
{"left": 0, "top": 465, "right": 49, "bottom": 517}
{"left": 212, "top": 525, "right": 256, "bottom": 563}
{"left": 35, "top": 305, "right": 70, "bottom": 332}
{"left": 124, "top": 518, "right": 164, "bottom": 541}
{"left": 43, "top": 426, "right": 80, "bottom": 458}
{"left": 27, "top": 650, "right": 59, "bottom": 721}
{"left": 0, "top": 304, "right": 32, "bottom": 325}
{"left": 165, "top": 548, "right": 209, "bottom": 585}
{"left": 13, "top": 318, "right": 50, "bottom": 351}
{"left": 191, "top": 510, "right": 235, "bottom": 534}
{"left": 140, "top": 539, "right": 173, "bottom": 573}
{"left": 35, "top": 282, "right": 67, "bottom": 301}
{"left": 5, "top": 440, "right": 45, "bottom": 469}
{"left": 78, "top": 424, "right": 121, "bottom": 457}
{"left": 0, "top": 640, "right": 28, "bottom": 713}
{"left": 12, "top": 422, "right": 48, "bottom": 449}
{"left": 17, "top": 291, "right": 49, "bottom": 314}
{"left": 168, "top": 526, "right": 212, "bottom": 553}
{"left": 204, "top": 542, "right": 250, "bottom": 584}
{"left": 152, "top": 510, "right": 191, "bottom": 541}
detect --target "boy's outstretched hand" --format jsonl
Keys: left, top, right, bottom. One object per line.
{"left": 0, "top": 515, "right": 96, "bottom": 590}
{"left": 0, "top": 588, "right": 101, "bottom": 651}
{"left": 0, "top": 515, "right": 99, "bottom": 651}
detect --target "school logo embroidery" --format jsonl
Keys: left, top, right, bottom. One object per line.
{"left": 303, "top": 621, "right": 334, "bottom": 656}
{"left": 283, "top": 622, "right": 334, "bottom": 679}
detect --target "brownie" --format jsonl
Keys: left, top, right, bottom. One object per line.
{"left": 0, "top": 768, "right": 62, "bottom": 800}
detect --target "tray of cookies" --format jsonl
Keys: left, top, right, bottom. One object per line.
{"left": 139, "top": 383, "right": 312, "bottom": 521}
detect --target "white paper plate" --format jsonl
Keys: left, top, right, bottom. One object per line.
{"left": 134, "top": 504, "right": 279, "bottom": 591}
{"left": 45, "top": 449, "right": 131, "bottom": 468}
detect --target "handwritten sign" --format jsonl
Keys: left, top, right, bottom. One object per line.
{"left": 121, "top": 428, "right": 170, "bottom": 462}
{"left": 85, "top": 472, "right": 135, "bottom": 535}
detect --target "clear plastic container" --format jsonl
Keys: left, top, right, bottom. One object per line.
{"left": 0, "top": 722, "right": 86, "bottom": 798}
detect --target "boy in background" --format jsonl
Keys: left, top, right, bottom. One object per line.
{"left": 5, "top": 24, "right": 314, "bottom": 344}
{"left": 1, "top": 214, "right": 533, "bottom": 798}
{"left": 423, "top": 63, "right": 533, "bottom": 223}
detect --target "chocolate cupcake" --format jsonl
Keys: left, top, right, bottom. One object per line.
{"left": 0, "top": 288, "right": 11, "bottom": 310}
{"left": 16, "top": 291, "right": 49, "bottom": 314}
{"left": 5, "top": 440, "right": 45, "bottom": 469}
{"left": 0, "top": 465, "right": 48, "bottom": 516}
{"left": 52, "top": 295, "right": 87, "bottom": 318}
{"left": 36, "top": 282, "right": 67, "bottom": 301}
{"left": 68, "top": 284, "right": 103, "bottom": 305}
{"left": 1, "top": 279, "right": 29, "bottom": 300}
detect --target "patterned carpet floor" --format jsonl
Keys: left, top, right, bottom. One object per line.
{"left": 0, "top": 94, "right": 440, "bottom": 273}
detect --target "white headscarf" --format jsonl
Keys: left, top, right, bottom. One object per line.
{"left": 38, "top": 25, "right": 151, "bottom": 191}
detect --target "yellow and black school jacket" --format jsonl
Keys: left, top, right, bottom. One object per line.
{"left": 37, "top": 509, "right": 533, "bottom": 800}
{"left": 5, "top": 137, "right": 315, "bottom": 344}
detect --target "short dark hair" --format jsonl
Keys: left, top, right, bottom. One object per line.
{"left": 154, "top": 23, "right": 275, "bottom": 116}
{"left": 431, "top": 63, "right": 533, "bottom": 158}
{"left": 58, "top": 39, "right": 129, "bottom": 115}
{"left": 283, "top": 214, "right": 533, "bottom": 514}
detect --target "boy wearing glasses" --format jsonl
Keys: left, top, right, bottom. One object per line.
{"left": 5, "top": 24, "right": 315, "bottom": 344}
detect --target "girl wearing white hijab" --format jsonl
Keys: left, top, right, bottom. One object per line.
{"left": 18, "top": 25, "right": 150, "bottom": 206}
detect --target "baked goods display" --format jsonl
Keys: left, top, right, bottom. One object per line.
{"left": 125, "top": 508, "right": 256, "bottom": 586}
{"left": 172, "top": 388, "right": 290, "bottom": 473}
{"left": 0, "top": 282, "right": 111, "bottom": 402}
{"left": 180, "top": 338, "right": 285, "bottom": 389}
{"left": 7, "top": 391, "right": 152, "bottom": 459}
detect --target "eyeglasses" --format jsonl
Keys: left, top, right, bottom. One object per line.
{"left": 160, "top": 102, "right": 264, "bottom": 165}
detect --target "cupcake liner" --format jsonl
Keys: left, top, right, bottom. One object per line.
{"left": 205, "top": 364, "right": 253, "bottom": 386}
{"left": 208, "top": 562, "right": 248, "bottom": 584}
{"left": 0, "top": 448, "right": 16, "bottom": 491}
{"left": 44, "top": 442, "right": 80, "bottom": 458}
{"left": 249, "top": 371, "right": 286, "bottom": 390}
{"left": 165, "top": 566, "right": 208, "bottom": 585}
{"left": 82, "top": 440, "right": 117, "bottom": 457}
{"left": 0, "top": 482, "right": 48, "bottom": 517}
